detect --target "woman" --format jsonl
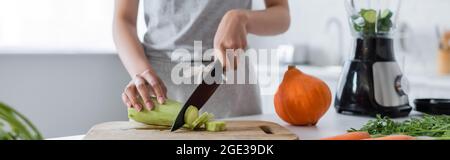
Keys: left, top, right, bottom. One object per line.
{"left": 113, "top": 0, "right": 290, "bottom": 118}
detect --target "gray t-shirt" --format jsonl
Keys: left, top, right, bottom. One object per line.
{"left": 142, "top": 0, "right": 252, "bottom": 61}
{"left": 141, "top": 0, "right": 261, "bottom": 118}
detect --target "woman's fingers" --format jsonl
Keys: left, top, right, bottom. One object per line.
{"left": 124, "top": 82, "right": 142, "bottom": 111}
{"left": 213, "top": 48, "right": 225, "bottom": 68}
{"left": 149, "top": 76, "right": 166, "bottom": 104}
{"left": 134, "top": 75, "right": 154, "bottom": 111}
{"left": 141, "top": 71, "right": 167, "bottom": 104}
{"left": 158, "top": 77, "right": 168, "bottom": 99}
{"left": 121, "top": 92, "right": 132, "bottom": 108}
{"left": 213, "top": 10, "right": 248, "bottom": 70}
{"left": 122, "top": 68, "right": 167, "bottom": 113}
{"left": 215, "top": 42, "right": 245, "bottom": 70}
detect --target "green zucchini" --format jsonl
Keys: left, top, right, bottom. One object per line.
{"left": 127, "top": 98, "right": 198, "bottom": 127}
{"left": 127, "top": 98, "right": 226, "bottom": 132}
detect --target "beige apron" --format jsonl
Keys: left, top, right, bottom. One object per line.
{"left": 141, "top": 0, "right": 260, "bottom": 118}
{"left": 148, "top": 57, "right": 262, "bottom": 119}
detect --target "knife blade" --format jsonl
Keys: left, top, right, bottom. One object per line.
{"left": 170, "top": 61, "right": 223, "bottom": 132}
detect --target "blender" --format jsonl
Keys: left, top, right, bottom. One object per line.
{"left": 335, "top": 0, "right": 412, "bottom": 117}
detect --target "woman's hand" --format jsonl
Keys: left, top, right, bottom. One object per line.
{"left": 114, "top": 0, "right": 167, "bottom": 111}
{"left": 214, "top": 10, "right": 249, "bottom": 70}
{"left": 213, "top": 0, "right": 290, "bottom": 69}
{"left": 121, "top": 68, "right": 167, "bottom": 111}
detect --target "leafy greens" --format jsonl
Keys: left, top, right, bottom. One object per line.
{"left": 0, "top": 102, "right": 43, "bottom": 140}
{"left": 349, "top": 115, "right": 450, "bottom": 139}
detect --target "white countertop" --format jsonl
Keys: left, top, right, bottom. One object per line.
{"left": 229, "top": 108, "right": 423, "bottom": 140}
{"left": 48, "top": 108, "right": 424, "bottom": 140}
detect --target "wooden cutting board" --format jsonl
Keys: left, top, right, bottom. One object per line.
{"left": 84, "top": 120, "right": 298, "bottom": 140}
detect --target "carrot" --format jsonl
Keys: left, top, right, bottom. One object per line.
{"left": 363, "top": 135, "right": 416, "bottom": 140}
{"left": 320, "top": 132, "right": 371, "bottom": 140}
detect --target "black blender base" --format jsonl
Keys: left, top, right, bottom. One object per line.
{"left": 336, "top": 104, "right": 412, "bottom": 118}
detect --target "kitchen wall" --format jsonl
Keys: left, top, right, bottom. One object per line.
{"left": 0, "top": 54, "right": 130, "bottom": 138}
{"left": 249, "top": 0, "right": 450, "bottom": 75}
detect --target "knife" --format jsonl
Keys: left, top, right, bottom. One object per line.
{"left": 170, "top": 61, "right": 223, "bottom": 132}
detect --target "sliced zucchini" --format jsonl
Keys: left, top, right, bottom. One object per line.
{"left": 184, "top": 106, "right": 198, "bottom": 126}
{"left": 190, "top": 112, "right": 214, "bottom": 130}
{"left": 362, "top": 9, "right": 377, "bottom": 24}
{"left": 206, "top": 121, "right": 226, "bottom": 132}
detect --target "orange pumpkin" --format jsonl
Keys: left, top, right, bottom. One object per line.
{"left": 274, "top": 66, "right": 332, "bottom": 126}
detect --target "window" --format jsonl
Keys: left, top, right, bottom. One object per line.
{"left": 0, "top": 0, "right": 146, "bottom": 54}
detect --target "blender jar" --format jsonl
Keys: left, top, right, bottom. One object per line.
{"left": 345, "top": 0, "right": 401, "bottom": 38}
{"left": 335, "top": 0, "right": 412, "bottom": 118}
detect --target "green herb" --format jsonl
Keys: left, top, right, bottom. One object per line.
{"left": 349, "top": 115, "right": 450, "bottom": 138}
{"left": 351, "top": 9, "right": 394, "bottom": 36}
{"left": 0, "top": 102, "right": 43, "bottom": 140}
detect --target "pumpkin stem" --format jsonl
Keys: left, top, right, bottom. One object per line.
{"left": 288, "top": 65, "right": 296, "bottom": 70}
